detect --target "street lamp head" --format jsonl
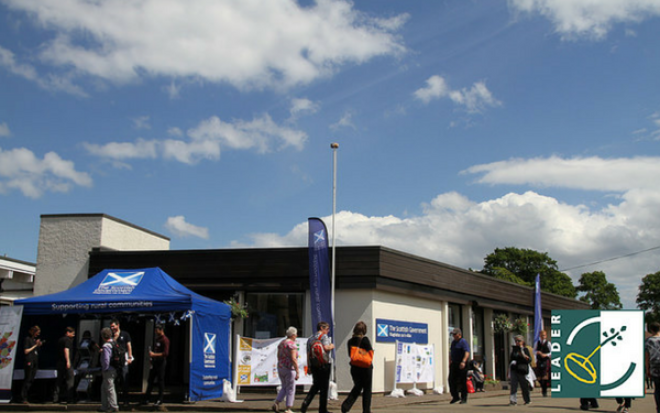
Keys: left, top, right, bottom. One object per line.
{"left": 330, "top": 142, "right": 339, "bottom": 149}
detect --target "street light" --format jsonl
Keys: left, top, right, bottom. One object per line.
{"left": 330, "top": 142, "right": 338, "bottom": 386}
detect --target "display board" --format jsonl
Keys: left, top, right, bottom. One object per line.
{"left": 236, "top": 336, "right": 313, "bottom": 386}
{"left": 0, "top": 306, "right": 22, "bottom": 403}
{"left": 395, "top": 341, "right": 435, "bottom": 384}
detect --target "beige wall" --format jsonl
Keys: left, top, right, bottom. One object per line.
{"left": 34, "top": 215, "right": 169, "bottom": 296}
{"left": 327, "top": 290, "right": 445, "bottom": 393}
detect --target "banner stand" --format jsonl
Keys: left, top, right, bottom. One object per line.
{"left": 388, "top": 341, "right": 405, "bottom": 398}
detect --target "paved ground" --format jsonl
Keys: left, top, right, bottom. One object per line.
{"left": 3, "top": 389, "right": 656, "bottom": 412}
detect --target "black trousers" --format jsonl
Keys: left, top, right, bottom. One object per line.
{"left": 448, "top": 363, "right": 468, "bottom": 401}
{"left": 114, "top": 364, "right": 130, "bottom": 403}
{"left": 22, "top": 361, "right": 38, "bottom": 401}
{"left": 341, "top": 366, "right": 372, "bottom": 413}
{"left": 145, "top": 360, "right": 166, "bottom": 402}
{"left": 56, "top": 365, "right": 75, "bottom": 403}
{"left": 615, "top": 398, "right": 632, "bottom": 408}
{"left": 302, "top": 366, "right": 331, "bottom": 413}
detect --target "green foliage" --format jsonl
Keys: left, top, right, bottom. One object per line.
{"left": 494, "top": 314, "right": 513, "bottom": 333}
{"left": 512, "top": 318, "right": 529, "bottom": 336}
{"left": 481, "top": 247, "right": 577, "bottom": 298}
{"left": 224, "top": 297, "right": 249, "bottom": 319}
{"left": 576, "top": 271, "right": 622, "bottom": 310}
{"left": 637, "top": 271, "right": 660, "bottom": 323}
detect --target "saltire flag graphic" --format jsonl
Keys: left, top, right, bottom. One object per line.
{"left": 100, "top": 271, "right": 144, "bottom": 287}
{"left": 308, "top": 218, "right": 333, "bottom": 339}
{"left": 551, "top": 310, "right": 644, "bottom": 398}
{"left": 533, "top": 273, "right": 543, "bottom": 350}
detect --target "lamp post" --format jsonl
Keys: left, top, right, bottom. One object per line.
{"left": 330, "top": 142, "right": 338, "bottom": 384}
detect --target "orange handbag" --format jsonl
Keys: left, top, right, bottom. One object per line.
{"left": 349, "top": 338, "right": 374, "bottom": 368}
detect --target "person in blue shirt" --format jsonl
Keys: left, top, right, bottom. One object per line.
{"left": 449, "top": 328, "right": 471, "bottom": 404}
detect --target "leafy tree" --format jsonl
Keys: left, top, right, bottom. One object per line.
{"left": 576, "top": 271, "right": 622, "bottom": 310}
{"left": 637, "top": 271, "right": 660, "bottom": 323}
{"left": 481, "top": 247, "right": 577, "bottom": 298}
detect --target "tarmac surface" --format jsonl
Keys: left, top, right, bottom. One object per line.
{"left": 3, "top": 389, "right": 657, "bottom": 413}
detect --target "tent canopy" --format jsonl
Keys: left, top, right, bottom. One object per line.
{"left": 15, "top": 267, "right": 231, "bottom": 402}
{"left": 16, "top": 267, "right": 229, "bottom": 317}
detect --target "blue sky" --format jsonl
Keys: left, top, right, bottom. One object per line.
{"left": 2, "top": 0, "right": 660, "bottom": 309}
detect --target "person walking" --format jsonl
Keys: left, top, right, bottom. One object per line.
{"left": 341, "top": 321, "right": 374, "bottom": 413}
{"left": 509, "top": 335, "right": 532, "bottom": 406}
{"left": 448, "top": 328, "right": 470, "bottom": 404}
{"left": 646, "top": 321, "right": 660, "bottom": 413}
{"left": 56, "top": 327, "right": 76, "bottom": 404}
{"left": 273, "top": 327, "right": 299, "bottom": 413}
{"left": 142, "top": 324, "right": 169, "bottom": 406}
{"left": 534, "top": 330, "right": 551, "bottom": 397}
{"left": 300, "top": 321, "right": 334, "bottom": 413}
{"left": 110, "top": 318, "right": 133, "bottom": 406}
{"left": 615, "top": 397, "right": 632, "bottom": 413}
{"left": 99, "top": 327, "right": 118, "bottom": 413}
{"left": 21, "top": 326, "right": 43, "bottom": 404}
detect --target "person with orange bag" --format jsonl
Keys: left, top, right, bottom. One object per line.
{"left": 341, "top": 321, "right": 374, "bottom": 413}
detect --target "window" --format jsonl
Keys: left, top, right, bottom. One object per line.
{"left": 244, "top": 293, "right": 304, "bottom": 339}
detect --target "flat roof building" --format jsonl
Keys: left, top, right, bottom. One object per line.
{"left": 33, "top": 214, "right": 589, "bottom": 393}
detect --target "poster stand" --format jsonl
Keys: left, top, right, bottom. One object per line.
{"left": 388, "top": 341, "right": 435, "bottom": 398}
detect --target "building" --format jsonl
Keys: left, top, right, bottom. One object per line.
{"left": 0, "top": 256, "right": 35, "bottom": 305}
{"left": 33, "top": 213, "right": 589, "bottom": 393}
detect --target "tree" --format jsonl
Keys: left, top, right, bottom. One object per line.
{"left": 637, "top": 271, "right": 660, "bottom": 323}
{"left": 576, "top": 271, "right": 622, "bottom": 310}
{"left": 481, "top": 247, "right": 577, "bottom": 298}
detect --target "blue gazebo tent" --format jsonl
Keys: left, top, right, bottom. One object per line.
{"left": 16, "top": 267, "right": 230, "bottom": 401}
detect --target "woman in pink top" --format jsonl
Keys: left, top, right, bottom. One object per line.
{"left": 273, "top": 327, "right": 299, "bottom": 413}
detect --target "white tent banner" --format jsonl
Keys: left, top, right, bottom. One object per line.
{"left": 236, "top": 336, "right": 312, "bottom": 386}
{"left": 395, "top": 341, "right": 435, "bottom": 384}
{"left": 0, "top": 305, "right": 23, "bottom": 403}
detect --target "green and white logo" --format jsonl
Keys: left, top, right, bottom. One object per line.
{"left": 551, "top": 310, "right": 644, "bottom": 398}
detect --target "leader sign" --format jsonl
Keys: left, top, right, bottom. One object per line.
{"left": 550, "top": 310, "right": 644, "bottom": 398}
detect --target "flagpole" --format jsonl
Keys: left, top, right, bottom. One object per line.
{"left": 330, "top": 142, "right": 338, "bottom": 382}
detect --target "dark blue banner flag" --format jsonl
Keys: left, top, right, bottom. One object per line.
{"left": 533, "top": 273, "right": 543, "bottom": 349}
{"left": 308, "top": 218, "right": 333, "bottom": 337}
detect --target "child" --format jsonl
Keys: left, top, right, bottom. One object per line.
{"left": 471, "top": 360, "right": 485, "bottom": 392}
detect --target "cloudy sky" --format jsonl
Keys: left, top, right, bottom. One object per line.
{"left": 2, "top": 0, "right": 660, "bottom": 309}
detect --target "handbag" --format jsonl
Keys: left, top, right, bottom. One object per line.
{"left": 349, "top": 337, "right": 374, "bottom": 368}
{"left": 466, "top": 377, "right": 475, "bottom": 393}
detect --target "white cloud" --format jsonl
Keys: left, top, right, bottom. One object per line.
{"left": 83, "top": 138, "right": 159, "bottom": 160}
{"left": 289, "top": 98, "right": 320, "bottom": 121}
{"left": 132, "top": 116, "right": 151, "bottom": 130}
{"left": 330, "top": 111, "right": 356, "bottom": 130}
{"left": 235, "top": 156, "right": 660, "bottom": 309}
{"left": 0, "top": 122, "right": 10, "bottom": 137}
{"left": 85, "top": 114, "right": 306, "bottom": 165}
{"left": 414, "top": 76, "right": 501, "bottom": 113}
{"left": 413, "top": 75, "right": 450, "bottom": 104}
{"left": 463, "top": 156, "right": 660, "bottom": 191}
{"left": 0, "top": 146, "right": 92, "bottom": 198}
{"left": 164, "top": 215, "right": 209, "bottom": 239}
{"left": 508, "top": 0, "right": 660, "bottom": 40}
{"left": 167, "top": 127, "right": 183, "bottom": 138}
{"left": 3, "top": 0, "right": 407, "bottom": 91}
{"left": 188, "top": 114, "right": 307, "bottom": 153}
{"left": 0, "top": 45, "right": 88, "bottom": 97}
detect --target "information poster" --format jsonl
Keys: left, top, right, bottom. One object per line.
{"left": 0, "top": 305, "right": 23, "bottom": 403}
{"left": 237, "top": 336, "right": 312, "bottom": 386}
{"left": 395, "top": 341, "right": 435, "bottom": 384}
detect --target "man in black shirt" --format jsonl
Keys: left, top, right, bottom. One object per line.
{"left": 110, "top": 318, "right": 133, "bottom": 405}
{"left": 56, "top": 327, "right": 75, "bottom": 404}
{"left": 142, "top": 324, "right": 169, "bottom": 406}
